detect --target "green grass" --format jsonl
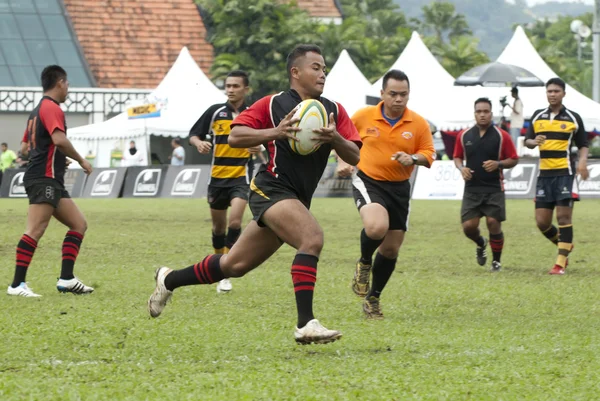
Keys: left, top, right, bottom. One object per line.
{"left": 1, "top": 198, "right": 600, "bottom": 400}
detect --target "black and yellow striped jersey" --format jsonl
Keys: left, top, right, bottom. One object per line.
{"left": 189, "top": 102, "right": 250, "bottom": 187}
{"left": 526, "top": 106, "right": 588, "bottom": 177}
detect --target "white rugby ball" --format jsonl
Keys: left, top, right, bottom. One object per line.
{"left": 289, "top": 99, "right": 328, "bottom": 156}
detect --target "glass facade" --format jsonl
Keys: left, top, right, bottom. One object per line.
{"left": 0, "top": 0, "right": 92, "bottom": 87}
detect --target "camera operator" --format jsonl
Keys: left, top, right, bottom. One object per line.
{"left": 505, "top": 87, "right": 524, "bottom": 146}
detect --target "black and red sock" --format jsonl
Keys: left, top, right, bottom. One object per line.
{"left": 291, "top": 253, "right": 318, "bottom": 328}
{"left": 61, "top": 231, "right": 84, "bottom": 280}
{"left": 164, "top": 254, "right": 225, "bottom": 291}
{"left": 489, "top": 232, "right": 504, "bottom": 263}
{"left": 12, "top": 234, "right": 37, "bottom": 288}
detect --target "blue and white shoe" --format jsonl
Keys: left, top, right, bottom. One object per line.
{"left": 57, "top": 277, "right": 94, "bottom": 294}
{"left": 7, "top": 282, "right": 41, "bottom": 297}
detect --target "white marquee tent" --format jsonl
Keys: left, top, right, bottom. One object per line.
{"left": 69, "top": 47, "right": 226, "bottom": 167}
{"left": 322, "top": 49, "right": 372, "bottom": 117}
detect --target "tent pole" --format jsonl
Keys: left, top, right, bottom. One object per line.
{"left": 593, "top": 0, "right": 600, "bottom": 102}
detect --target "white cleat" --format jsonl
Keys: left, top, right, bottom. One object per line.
{"left": 294, "top": 319, "right": 342, "bottom": 345}
{"left": 7, "top": 282, "right": 41, "bottom": 297}
{"left": 148, "top": 267, "right": 173, "bottom": 318}
{"left": 57, "top": 277, "right": 94, "bottom": 294}
{"left": 216, "top": 278, "right": 232, "bottom": 293}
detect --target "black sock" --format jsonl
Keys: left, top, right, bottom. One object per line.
{"left": 212, "top": 232, "right": 226, "bottom": 254}
{"left": 12, "top": 234, "right": 37, "bottom": 288}
{"left": 367, "top": 252, "right": 396, "bottom": 299}
{"left": 464, "top": 227, "right": 485, "bottom": 247}
{"left": 541, "top": 225, "right": 559, "bottom": 245}
{"left": 360, "top": 229, "right": 383, "bottom": 265}
{"left": 291, "top": 253, "right": 318, "bottom": 328}
{"left": 225, "top": 227, "right": 241, "bottom": 250}
{"left": 164, "top": 254, "right": 225, "bottom": 291}
{"left": 489, "top": 232, "right": 504, "bottom": 263}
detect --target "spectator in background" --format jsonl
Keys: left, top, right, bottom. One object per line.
{"left": 122, "top": 140, "right": 146, "bottom": 166}
{"left": 1, "top": 142, "right": 17, "bottom": 172}
{"left": 507, "top": 87, "right": 524, "bottom": 146}
{"left": 170, "top": 138, "right": 185, "bottom": 166}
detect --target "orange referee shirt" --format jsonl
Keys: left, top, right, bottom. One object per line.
{"left": 352, "top": 102, "right": 436, "bottom": 182}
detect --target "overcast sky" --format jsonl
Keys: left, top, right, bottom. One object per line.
{"left": 525, "top": 0, "right": 594, "bottom": 5}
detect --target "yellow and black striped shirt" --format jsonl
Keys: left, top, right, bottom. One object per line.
{"left": 526, "top": 106, "right": 588, "bottom": 177}
{"left": 189, "top": 102, "right": 250, "bottom": 187}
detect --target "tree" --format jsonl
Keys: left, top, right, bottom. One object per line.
{"left": 430, "top": 36, "right": 490, "bottom": 78}
{"left": 197, "top": 0, "right": 321, "bottom": 101}
{"left": 417, "top": 2, "right": 471, "bottom": 43}
{"left": 524, "top": 13, "right": 594, "bottom": 97}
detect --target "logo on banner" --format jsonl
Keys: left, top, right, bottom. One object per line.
{"left": 134, "top": 169, "right": 162, "bottom": 196}
{"left": 91, "top": 170, "right": 117, "bottom": 196}
{"left": 503, "top": 164, "right": 536, "bottom": 194}
{"left": 171, "top": 168, "right": 201, "bottom": 196}
{"left": 9, "top": 172, "right": 26, "bottom": 198}
{"left": 578, "top": 164, "right": 600, "bottom": 195}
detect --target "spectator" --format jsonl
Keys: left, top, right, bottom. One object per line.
{"left": 122, "top": 140, "right": 146, "bottom": 166}
{"left": 170, "top": 138, "right": 185, "bottom": 166}
{"left": 1, "top": 142, "right": 17, "bottom": 172}
{"left": 507, "top": 87, "right": 524, "bottom": 146}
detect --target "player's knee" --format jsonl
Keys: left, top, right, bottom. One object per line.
{"left": 378, "top": 245, "right": 400, "bottom": 259}
{"left": 364, "top": 221, "right": 388, "bottom": 240}
{"left": 27, "top": 222, "right": 49, "bottom": 240}
{"left": 299, "top": 228, "right": 324, "bottom": 255}
{"left": 556, "top": 215, "right": 571, "bottom": 226}
{"left": 228, "top": 220, "right": 242, "bottom": 230}
{"left": 212, "top": 222, "right": 226, "bottom": 235}
{"left": 72, "top": 218, "right": 88, "bottom": 234}
{"left": 486, "top": 218, "right": 501, "bottom": 233}
{"left": 462, "top": 222, "right": 478, "bottom": 236}
{"left": 220, "top": 255, "right": 250, "bottom": 278}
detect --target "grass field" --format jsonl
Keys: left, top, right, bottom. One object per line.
{"left": 1, "top": 197, "right": 600, "bottom": 400}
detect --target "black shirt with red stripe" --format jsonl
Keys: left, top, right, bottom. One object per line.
{"left": 23, "top": 96, "right": 67, "bottom": 185}
{"left": 231, "top": 89, "right": 361, "bottom": 205}
{"left": 454, "top": 125, "right": 518, "bottom": 193}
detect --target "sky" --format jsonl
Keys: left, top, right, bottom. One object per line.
{"left": 525, "top": 0, "right": 594, "bottom": 4}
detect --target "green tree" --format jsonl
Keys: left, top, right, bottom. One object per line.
{"left": 430, "top": 36, "right": 490, "bottom": 78}
{"left": 524, "top": 13, "right": 594, "bottom": 97}
{"left": 198, "top": 0, "right": 321, "bottom": 101}
{"left": 417, "top": 2, "right": 471, "bottom": 43}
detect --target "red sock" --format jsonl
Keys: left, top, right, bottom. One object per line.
{"left": 12, "top": 234, "right": 38, "bottom": 287}
{"left": 61, "top": 231, "right": 84, "bottom": 280}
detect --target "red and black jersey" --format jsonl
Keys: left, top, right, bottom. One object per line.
{"left": 232, "top": 89, "right": 361, "bottom": 203}
{"left": 454, "top": 125, "right": 518, "bottom": 193}
{"left": 23, "top": 96, "right": 67, "bottom": 185}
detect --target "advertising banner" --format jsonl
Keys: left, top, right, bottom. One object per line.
{"left": 81, "top": 168, "right": 127, "bottom": 198}
{"left": 122, "top": 166, "right": 169, "bottom": 198}
{"left": 160, "top": 165, "right": 211, "bottom": 198}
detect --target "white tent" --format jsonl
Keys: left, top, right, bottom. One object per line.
{"left": 366, "top": 31, "right": 492, "bottom": 130}
{"left": 497, "top": 26, "right": 600, "bottom": 131}
{"left": 69, "top": 47, "right": 226, "bottom": 167}
{"left": 322, "top": 49, "right": 372, "bottom": 117}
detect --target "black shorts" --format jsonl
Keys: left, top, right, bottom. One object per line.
{"left": 249, "top": 173, "right": 307, "bottom": 228}
{"left": 25, "top": 178, "right": 70, "bottom": 208}
{"left": 461, "top": 191, "right": 506, "bottom": 223}
{"left": 207, "top": 184, "right": 249, "bottom": 210}
{"left": 535, "top": 175, "right": 577, "bottom": 209}
{"left": 352, "top": 170, "right": 410, "bottom": 231}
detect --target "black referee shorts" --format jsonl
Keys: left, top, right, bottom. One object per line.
{"left": 351, "top": 170, "right": 411, "bottom": 231}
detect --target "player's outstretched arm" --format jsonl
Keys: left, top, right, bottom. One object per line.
{"left": 51, "top": 130, "right": 92, "bottom": 174}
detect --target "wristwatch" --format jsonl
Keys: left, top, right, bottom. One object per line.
{"left": 411, "top": 154, "right": 418, "bottom": 165}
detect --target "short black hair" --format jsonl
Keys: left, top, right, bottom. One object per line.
{"left": 546, "top": 77, "right": 566, "bottom": 91}
{"left": 1, "top": 142, "right": 7, "bottom": 147}
{"left": 286, "top": 44, "right": 322, "bottom": 80}
{"left": 172, "top": 137, "right": 181, "bottom": 145}
{"left": 41, "top": 65, "right": 67, "bottom": 92}
{"left": 474, "top": 97, "right": 492, "bottom": 109}
{"left": 511, "top": 86, "right": 518, "bottom": 94}
{"left": 382, "top": 69, "right": 410, "bottom": 90}
{"left": 226, "top": 70, "right": 249, "bottom": 87}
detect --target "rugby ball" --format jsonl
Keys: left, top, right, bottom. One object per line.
{"left": 289, "top": 99, "right": 328, "bottom": 156}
